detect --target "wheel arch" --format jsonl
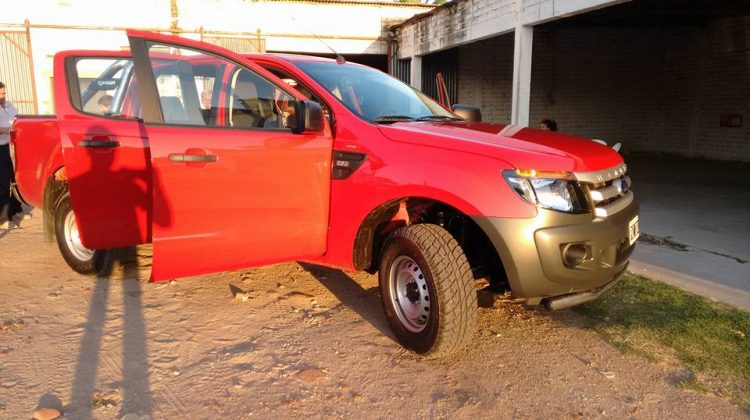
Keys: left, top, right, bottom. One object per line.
{"left": 352, "top": 195, "right": 509, "bottom": 291}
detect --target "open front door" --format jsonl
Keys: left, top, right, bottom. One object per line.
{"left": 127, "top": 31, "right": 332, "bottom": 281}
{"left": 56, "top": 51, "right": 151, "bottom": 249}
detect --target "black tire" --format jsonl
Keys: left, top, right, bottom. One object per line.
{"left": 379, "top": 223, "right": 477, "bottom": 357}
{"left": 54, "top": 194, "right": 105, "bottom": 275}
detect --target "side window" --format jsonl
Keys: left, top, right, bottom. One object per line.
{"left": 73, "top": 58, "right": 139, "bottom": 119}
{"left": 145, "top": 42, "right": 297, "bottom": 130}
{"left": 264, "top": 67, "right": 331, "bottom": 120}
{"left": 228, "top": 68, "right": 297, "bottom": 129}
{"left": 149, "top": 60, "right": 206, "bottom": 126}
{"left": 194, "top": 64, "right": 216, "bottom": 110}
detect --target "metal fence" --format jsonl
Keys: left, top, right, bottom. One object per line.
{"left": 0, "top": 21, "right": 273, "bottom": 116}
{"left": 201, "top": 33, "right": 265, "bottom": 54}
{"left": 0, "top": 25, "right": 38, "bottom": 114}
{"left": 388, "top": 38, "right": 411, "bottom": 85}
{"left": 390, "top": 57, "right": 411, "bottom": 85}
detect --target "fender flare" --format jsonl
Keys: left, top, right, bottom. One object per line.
{"left": 351, "top": 192, "right": 482, "bottom": 272}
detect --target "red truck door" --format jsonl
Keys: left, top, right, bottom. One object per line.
{"left": 127, "top": 31, "right": 332, "bottom": 281}
{"left": 56, "top": 52, "right": 152, "bottom": 249}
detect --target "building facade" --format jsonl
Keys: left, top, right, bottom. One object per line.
{"left": 0, "top": 0, "right": 434, "bottom": 114}
{"left": 392, "top": 0, "right": 750, "bottom": 162}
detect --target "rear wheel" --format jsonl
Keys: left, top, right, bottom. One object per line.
{"left": 379, "top": 224, "right": 477, "bottom": 357}
{"left": 55, "top": 194, "right": 105, "bottom": 275}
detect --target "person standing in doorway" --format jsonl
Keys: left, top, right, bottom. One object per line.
{"left": 540, "top": 119, "right": 558, "bottom": 132}
{"left": 0, "top": 81, "right": 23, "bottom": 229}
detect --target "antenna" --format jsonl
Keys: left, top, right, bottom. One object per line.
{"left": 290, "top": 17, "right": 346, "bottom": 64}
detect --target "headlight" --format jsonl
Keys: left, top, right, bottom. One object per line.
{"left": 503, "top": 170, "right": 590, "bottom": 214}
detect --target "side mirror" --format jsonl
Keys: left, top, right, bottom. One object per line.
{"left": 452, "top": 104, "right": 482, "bottom": 122}
{"left": 292, "top": 100, "right": 325, "bottom": 134}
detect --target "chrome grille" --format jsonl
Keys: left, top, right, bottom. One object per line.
{"left": 574, "top": 164, "right": 633, "bottom": 219}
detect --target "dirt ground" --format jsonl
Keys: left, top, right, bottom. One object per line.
{"left": 0, "top": 213, "right": 746, "bottom": 419}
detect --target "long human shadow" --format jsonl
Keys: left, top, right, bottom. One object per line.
{"left": 67, "top": 272, "right": 110, "bottom": 417}
{"left": 113, "top": 247, "right": 152, "bottom": 417}
{"left": 68, "top": 247, "right": 152, "bottom": 418}
{"left": 298, "top": 262, "right": 394, "bottom": 339}
{"left": 68, "top": 123, "right": 152, "bottom": 418}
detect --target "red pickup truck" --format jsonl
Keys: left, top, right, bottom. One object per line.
{"left": 12, "top": 31, "right": 639, "bottom": 357}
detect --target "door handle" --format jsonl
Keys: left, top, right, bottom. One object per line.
{"left": 78, "top": 137, "right": 120, "bottom": 148}
{"left": 168, "top": 153, "right": 218, "bottom": 163}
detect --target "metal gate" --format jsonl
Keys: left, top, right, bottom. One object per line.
{"left": 0, "top": 22, "right": 38, "bottom": 114}
{"left": 388, "top": 38, "right": 411, "bottom": 84}
{"left": 422, "top": 48, "right": 458, "bottom": 105}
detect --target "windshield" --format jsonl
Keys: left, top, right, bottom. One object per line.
{"left": 294, "top": 61, "right": 457, "bottom": 123}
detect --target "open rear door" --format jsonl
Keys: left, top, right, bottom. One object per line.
{"left": 127, "top": 31, "right": 332, "bottom": 281}
{"left": 56, "top": 51, "right": 151, "bottom": 249}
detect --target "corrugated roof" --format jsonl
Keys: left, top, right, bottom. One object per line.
{"left": 391, "top": 0, "right": 460, "bottom": 29}
{"left": 261, "top": 0, "right": 438, "bottom": 8}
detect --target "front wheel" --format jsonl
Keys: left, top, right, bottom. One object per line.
{"left": 55, "top": 194, "right": 105, "bottom": 275}
{"left": 379, "top": 224, "right": 477, "bottom": 357}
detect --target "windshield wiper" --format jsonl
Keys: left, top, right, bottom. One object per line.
{"left": 372, "top": 115, "right": 416, "bottom": 123}
{"left": 416, "top": 115, "right": 463, "bottom": 122}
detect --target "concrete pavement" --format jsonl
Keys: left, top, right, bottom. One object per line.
{"left": 626, "top": 154, "right": 750, "bottom": 310}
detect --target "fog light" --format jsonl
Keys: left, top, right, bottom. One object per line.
{"left": 562, "top": 243, "right": 589, "bottom": 268}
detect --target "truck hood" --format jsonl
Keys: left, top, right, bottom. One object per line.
{"left": 377, "top": 121, "right": 624, "bottom": 173}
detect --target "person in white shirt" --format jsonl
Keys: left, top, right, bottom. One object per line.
{"left": 1, "top": 81, "right": 23, "bottom": 228}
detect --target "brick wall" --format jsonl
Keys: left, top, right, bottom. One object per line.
{"left": 528, "top": 25, "right": 665, "bottom": 154}
{"left": 396, "top": 0, "right": 516, "bottom": 58}
{"left": 453, "top": 15, "right": 750, "bottom": 161}
{"left": 456, "top": 34, "right": 514, "bottom": 123}
{"left": 395, "top": 0, "right": 624, "bottom": 58}
{"left": 650, "top": 26, "right": 698, "bottom": 156}
{"left": 689, "top": 16, "right": 750, "bottom": 161}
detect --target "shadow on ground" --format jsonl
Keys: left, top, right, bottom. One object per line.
{"left": 68, "top": 247, "right": 152, "bottom": 418}
{"left": 299, "top": 262, "right": 394, "bottom": 340}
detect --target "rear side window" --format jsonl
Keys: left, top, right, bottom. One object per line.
{"left": 72, "top": 58, "right": 140, "bottom": 119}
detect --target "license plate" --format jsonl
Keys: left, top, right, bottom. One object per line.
{"left": 628, "top": 215, "right": 640, "bottom": 245}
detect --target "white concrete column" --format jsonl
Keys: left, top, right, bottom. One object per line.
{"left": 410, "top": 55, "right": 422, "bottom": 91}
{"left": 511, "top": 25, "right": 533, "bottom": 127}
